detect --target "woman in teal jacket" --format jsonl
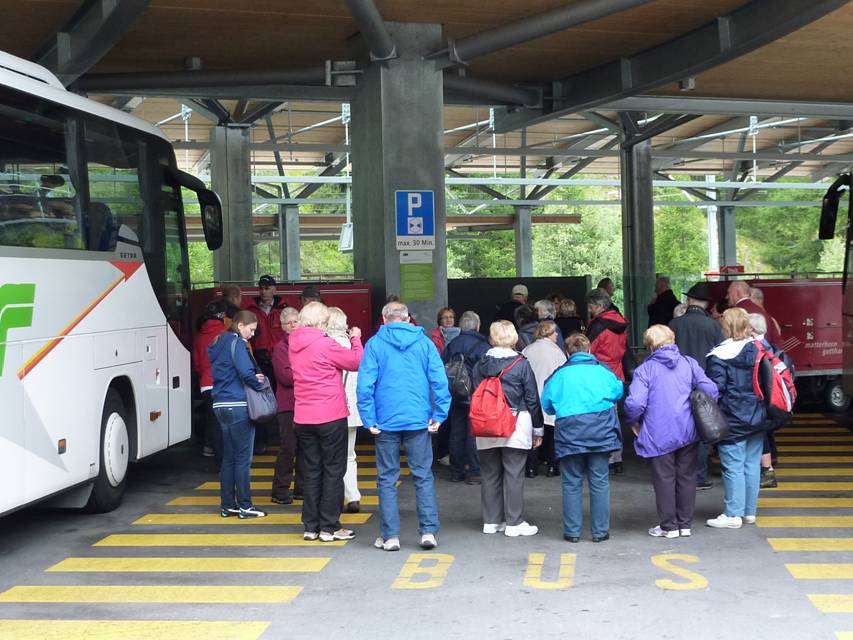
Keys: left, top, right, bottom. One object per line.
{"left": 541, "top": 333, "right": 623, "bottom": 543}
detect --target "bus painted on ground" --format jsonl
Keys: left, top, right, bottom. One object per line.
{"left": 0, "top": 52, "right": 222, "bottom": 515}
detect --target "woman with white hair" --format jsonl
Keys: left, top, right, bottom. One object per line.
{"left": 534, "top": 299, "right": 564, "bottom": 347}
{"left": 326, "top": 306, "right": 363, "bottom": 513}
{"left": 289, "top": 302, "right": 363, "bottom": 541}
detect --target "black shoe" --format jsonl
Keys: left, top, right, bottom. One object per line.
{"left": 238, "top": 506, "right": 267, "bottom": 519}
{"left": 220, "top": 507, "right": 240, "bottom": 518}
{"left": 609, "top": 462, "right": 623, "bottom": 475}
{"left": 563, "top": 534, "right": 580, "bottom": 543}
{"left": 592, "top": 533, "right": 610, "bottom": 543}
{"left": 271, "top": 495, "right": 293, "bottom": 505}
{"left": 525, "top": 468, "right": 537, "bottom": 479}
{"left": 254, "top": 445, "right": 267, "bottom": 455}
{"left": 465, "top": 475, "right": 482, "bottom": 486}
{"left": 450, "top": 475, "right": 464, "bottom": 483}
{"left": 345, "top": 501, "right": 360, "bottom": 513}
{"left": 696, "top": 481, "right": 713, "bottom": 491}
{"left": 293, "top": 491, "right": 304, "bottom": 501}
{"left": 546, "top": 464, "right": 559, "bottom": 477}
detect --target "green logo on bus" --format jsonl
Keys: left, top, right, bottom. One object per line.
{"left": 0, "top": 284, "right": 36, "bottom": 376}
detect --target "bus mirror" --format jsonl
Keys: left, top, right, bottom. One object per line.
{"left": 198, "top": 189, "right": 223, "bottom": 251}
{"left": 820, "top": 174, "right": 850, "bottom": 240}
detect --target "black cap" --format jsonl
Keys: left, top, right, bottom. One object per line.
{"left": 301, "top": 284, "right": 321, "bottom": 300}
{"left": 258, "top": 275, "right": 276, "bottom": 287}
{"left": 684, "top": 282, "right": 714, "bottom": 301}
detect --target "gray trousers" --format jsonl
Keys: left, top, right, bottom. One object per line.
{"left": 651, "top": 442, "right": 699, "bottom": 531}
{"left": 479, "top": 447, "right": 528, "bottom": 526}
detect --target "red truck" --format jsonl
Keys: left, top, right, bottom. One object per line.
{"left": 706, "top": 274, "right": 849, "bottom": 412}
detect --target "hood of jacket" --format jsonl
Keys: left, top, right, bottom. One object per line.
{"left": 708, "top": 338, "right": 753, "bottom": 367}
{"left": 375, "top": 321, "right": 426, "bottom": 351}
{"left": 198, "top": 319, "right": 225, "bottom": 338}
{"left": 288, "top": 326, "right": 327, "bottom": 354}
{"left": 477, "top": 347, "right": 522, "bottom": 377}
{"left": 594, "top": 309, "right": 628, "bottom": 334}
{"left": 648, "top": 344, "right": 682, "bottom": 369}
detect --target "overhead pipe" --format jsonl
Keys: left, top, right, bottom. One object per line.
{"left": 344, "top": 0, "right": 397, "bottom": 60}
{"left": 76, "top": 67, "right": 327, "bottom": 92}
{"left": 443, "top": 74, "right": 540, "bottom": 108}
{"left": 436, "top": 0, "right": 651, "bottom": 66}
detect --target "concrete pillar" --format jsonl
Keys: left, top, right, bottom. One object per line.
{"left": 279, "top": 205, "right": 301, "bottom": 281}
{"left": 514, "top": 206, "right": 533, "bottom": 277}
{"left": 620, "top": 139, "right": 656, "bottom": 346}
{"left": 351, "top": 22, "right": 447, "bottom": 329}
{"left": 717, "top": 205, "right": 737, "bottom": 267}
{"left": 210, "top": 125, "right": 254, "bottom": 283}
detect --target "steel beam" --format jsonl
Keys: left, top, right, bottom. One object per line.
{"left": 530, "top": 139, "right": 620, "bottom": 199}
{"left": 36, "top": 0, "right": 149, "bottom": 86}
{"left": 493, "top": 0, "right": 849, "bottom": 132}
{"left": 606, "top": 96, "right": 853, "bottom": 119}
{"left": 434, "top": 0, "right": 650, "bottom": 67}
{"left": 344, "top": 0, "right": 396, "bottom": 60}
{"left": 443, "top": 74, "right": 540, "bottom": 108}
{"left": 239, "top": 102, "right": 285, "bottom": 125}
{"left": 446, "top": 168, "right": 508, "bottom": 200}
{"left": 76, "top": 67, "right": 327, "bottom": 92}
{"left": 184, "top": 98, "right": 231, "bottom": 125}
{"left": 581, "top": 111, "right": 622, "bottom": 133}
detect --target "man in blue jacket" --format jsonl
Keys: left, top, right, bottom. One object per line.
{"left": 357, "top": 301, "right": 451, "bottom": 552}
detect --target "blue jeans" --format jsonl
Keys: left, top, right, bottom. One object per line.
{"left": 375, "top": 428, "right": 439, "bottom": 539}
{"left": 214, "top": 405, "right": 255, "bottom": 511}
{"left": 697, "top": 441, "right": 710, "bottom": 484}
{"left": 560, "top": 452, "right": 611, "bottom": 538}
{"left": 718, "top": 433, "right": 764, "bottom": 517}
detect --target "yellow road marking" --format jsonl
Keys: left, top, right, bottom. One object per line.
{"left": 167, "top": 495, "right": 379, "bottom": 507}
{"left": 46, "top": 557, "right": 330, "bottom": 573}
{"left": 392, "top": 553, "right": 454, "bottom": 590}
{"left": 778, "top": 446, "right": 853, "bottom": 452}
{"left": 775, "top": 436, "right": 853, "bottom": 443}
{"left": 195, "top": 480, "right": 386, "bottom": 490}
{"left": 809, "top": 594, "right": 853, "bottom": 613}
{"left": 651, "top": 554, "right": 708, "bottom": 591}
{"left": 836, "top": 633, "right": 853, "bottom": 639}
{"left": 133, "top": 513, "right": 370, "bottom": 526}
{"left": 759, "top": 498, "right": 853, "bottom": 508}
{"left": 758, "top": 517, "right": 853, "bottom": 528}
{"left": 776, "top": 469, "right": 853, "bottom": 477}
{"left": 0, "top": 585, "right": 302, "bottom": 604}
{"left": 94, "top": 534, "right": 346, "bottom": 547}
{"left": 768, "top": 538, "right": 853, "bottom": 551}
{"left": 777, "top": 457, "right": 853, "bottom": 464}
{"left": 764, "top": 482, "right": 853, "bottom": 491}
{"left": 251, "top": 454, "right": 405, "bottom": 463}
{"left": 248, "top": 467, "right": 408, "bottom": 477}
{"left": 0, "top": 620, "right": 270, "bottom": 640}
{"left": 782, "top": 429, "right": 849, "bottom": 434}
{"left": 523, "top": 553, "right": 575, "bottom": 590}
{"left": 787, "top": 564, "right": 853, "bottom": 580}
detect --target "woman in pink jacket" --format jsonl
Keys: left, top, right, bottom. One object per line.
{"left": 289, "top": 301, "right": 363, "bottom": 542}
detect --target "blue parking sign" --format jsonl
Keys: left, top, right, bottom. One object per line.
{"left": 395, "top": 190, "right": 435, "bottom": 250}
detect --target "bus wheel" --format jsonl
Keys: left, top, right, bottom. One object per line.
{"left": 86, "top": 389, "right": 130, "bottom": 512}
{"left": 825, "top": 379, "right": 852, "bottom": 413}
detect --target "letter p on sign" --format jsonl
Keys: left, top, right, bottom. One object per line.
{"left": 407, "top": 192, "right": 422, "bottom": 216}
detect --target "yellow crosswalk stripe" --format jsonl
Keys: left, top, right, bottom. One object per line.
{"left": 0, "top": 620, "right": 270, "bottom": 640}
{"left": 808, "top": 594, "right": 853, "bottom": 613}
{"left": 0, "top": 585, "right": 302, "bottom": 604}
{"left": 776, "top": 469, "right": 853, "bottom": 477}
{"left": 252, "top": 454, "right": 404, "bottom": 463}
{"left": 764, "top": 483, "right": 853, "bottom": 491}
{"left": 786, "top": 564, "right": 853, "bottom": 580}
{"left": 768, "top": 538, "right": 853, "bottom": 551}
{"left": 782, "top": 428, "right": 849, "bottom": 434}
{"left": 248, "top": 467, "right": 408, "bottom": 477}
{"left": 167, "top": 495, "right": 379, "bottom": 507}
{"left": 777, "top": 457, "right": 853, "bottom": 464}
{"left": 758, "top": 517, "right": 853, "bottom": 528}
{"left": 775, "top": 436, "right": 853, "bottom": 443}
{"left": 94, "top": 534, "right": 347, "bottom": 547}
{"left": 759, "top": 498, "right": 853, "bottom": 508}
{"left": 778, "top": 446, "right": 853, "bottom": 452}
{"left": 46, "top": 557, "right": 330, "bottom": 573}
{"left": 133, "top": 513, "right": 370, "bottom": 526}
{"left": 195, "top": 480, "right": 387, "bottom": 490}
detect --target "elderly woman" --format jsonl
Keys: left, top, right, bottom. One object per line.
{"left": 541, "top": 334, "right": 623, "bottom": 543}
{"left": 472, "top": 320, "right": 544, "bottom": 537}
{"left": 289, "top": 301, "right": 363, "bottom": 541}
{"left": 555, "top": 298, "right": 584, "bottom": 338}
{"left": 326, "top": 306, "right": 364, "bottom": 513}
{"left": 624, "top": 325, "right": 719, "bottom": 538}
{"left": 430, "top": 307, "right": 459, "bottom": 353}
{"left": 522, "top": 320, "right": 567, "bottom": 478}
{"left": 533, "top": 299, "right": 564, "bottom": 347}
{"left": 705, "top": 308, "right": 768, "bottom": 529}
{"left": 271, "top": 307, "right": 301, "bottom": 504}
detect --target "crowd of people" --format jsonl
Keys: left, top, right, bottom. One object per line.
{"left": 191, "top": 274, "right": 789, "bottom": 548}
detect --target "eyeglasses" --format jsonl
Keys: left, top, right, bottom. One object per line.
{"left": 440, "top": 315, "right": 455, "bottom": 320}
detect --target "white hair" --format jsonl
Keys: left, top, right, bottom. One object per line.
{"left": 673, "top": 303, "right": 688, "bottom": 319}
{"left": 534, "top": 299, "right": 556, "bottom": 320}
{"left": 748, "top": 312, "right": 767, "bottom": 336}
{"left": 381, "top": 301, "right": 409, "bottom": 321}
{"left": 459, "top": 310, "right": 480, "bottom": 331}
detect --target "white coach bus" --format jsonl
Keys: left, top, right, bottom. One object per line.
{"left": 0, "top": 52, "right": 222, "bottom": 515}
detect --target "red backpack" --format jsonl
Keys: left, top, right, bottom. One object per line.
{"left": 469, "top": 357, "right": 523, "bottom": 438}
{"left": 752, "top": 340, "right": 797, "bottom": 421}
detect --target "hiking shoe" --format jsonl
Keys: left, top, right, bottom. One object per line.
{"left": 319, "top": 528, "right": 355, "bottom": 542}
{"left": 743, "top": 515, "right": 757, "bottom": 525}
{"left": 374, "top": 536, "right": 400, "bottom": 551}
{"left": 420, "top": 533, "right": 437, "bottom": 549}
{"left": 345, "top": 501, "right": 360, "bottom": 513}
{"left": 202, "top": 446, "right": 215, "bottom": 457}
{"left": 760, "top": 468, "right": 778, "bottom": 488}
{"left": 505, "top": 521, "right": 538, "bottom": 537}
{"left": 696, "top": 481, "right": 713, "bottom": 491}
{"left": 270, "top": 495, "right": 293, "bottom": 505}
{"left": 303, "top": 531, "right": 319, "bottom": 541}
{"left": 482, "top": 522, "right": 507, "bottom": 534}
{"left": 220, "top": 507, "right": 240, "bottom": 518}
{"left": 592, "top": 533, "right": 610, "bottom": 543}
{"left": 238, "top": 506, "right": 267, "bottom": 519}
{"left": 648, "top": 526, "right": 679, "bottom": 538}
{"left": 706, "top": 513, "right": 742, "bottom": 529}
{"left": 679, "top": 529, "right": 692, "bottom": 537}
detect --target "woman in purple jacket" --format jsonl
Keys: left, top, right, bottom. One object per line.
{"left": 624, "top": 325, "right": 719, "bottom": 538}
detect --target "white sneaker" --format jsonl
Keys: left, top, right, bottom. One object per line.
{"left": 743, "top": 515, "right": 756, "bottom": 524}
{"left": 420, "top": 533, "right": 437, "bottom": 549}
{"left": 374, "top": 536, "right": 400, "bottom": 551}
{"left": 238, "top": 506, "right": 267, "bottom": 519}
{"left": 648, "top": 526, "right": 679, "bottom": 538}
{"left": 505, "top": 521, "right": 538, "bottom": 537}
{"left": 437, "top": 455, "right": 451, "bottom": 467}
{"left": 706, "top": 513, "right": 742, "bottom": 529}
{"left": 482, "top": 522, "right": 507, "bottom": 534}
{"left": 679, "top": 529, "right": 692, "bottom": 537}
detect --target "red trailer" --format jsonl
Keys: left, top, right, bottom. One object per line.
{"left": 706, "top": 274, "right": 849, "bottom": 411}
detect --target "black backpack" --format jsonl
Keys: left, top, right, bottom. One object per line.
{"left": 445, "top": 353, "right": 473, "bottom": 404}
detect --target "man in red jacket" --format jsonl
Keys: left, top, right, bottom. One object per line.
{"left": 726, "top": 280, "right": 781, "bottom": 347}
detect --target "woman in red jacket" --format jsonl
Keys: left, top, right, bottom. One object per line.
{"left": 271, "top": 307, "right": 301, "bottom": 504}
{"left": 193, "top": 301, "right": 227, "bottom": 466}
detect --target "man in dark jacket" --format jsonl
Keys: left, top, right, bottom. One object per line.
{"left": 647, "top": 276, "right": 680, "bottom": 327}
{"left": 514, "top": 304, "right": 539, "bottom": 350}
{"left": 669, "top": 281, "right": 725, "bottom": 489}
{"left": 494, "top": 283, "right": 528, "bottom": 324}
{"left": 442, "top": 310, "right": 490, "bottom": 484}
